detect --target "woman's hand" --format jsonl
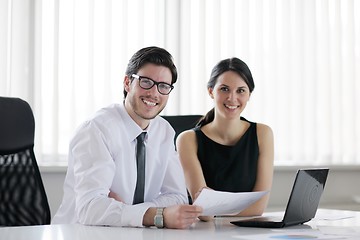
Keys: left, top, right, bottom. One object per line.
{"left": 193, "top": 187, "right": 214, "bottom": 222}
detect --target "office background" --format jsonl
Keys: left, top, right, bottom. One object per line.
{"left": 1, "top": 0, "right": 359, "bottom": 218}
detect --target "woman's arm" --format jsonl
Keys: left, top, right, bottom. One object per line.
{"left": 239, "top": 123, "right": 274, "bottom": 216}
{"left": 176, "top": 130, "right": 213, "bottom": 221}
{"left": 176, "top": 130, "right": 207, "bottom": 202}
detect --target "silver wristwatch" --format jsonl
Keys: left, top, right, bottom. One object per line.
{"left": 154, "top": 207, "right": 165, "bottom": 228}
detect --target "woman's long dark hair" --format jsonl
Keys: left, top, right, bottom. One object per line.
{"left": 197, "top": 57, "right": 255, "bottom": 127}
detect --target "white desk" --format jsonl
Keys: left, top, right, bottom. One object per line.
{"left": 1, "top": 209, "right": 360, "bottom": 240}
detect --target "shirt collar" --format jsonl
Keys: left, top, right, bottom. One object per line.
{"left": 119, "top": 103, "right": 148, "bottom": 142}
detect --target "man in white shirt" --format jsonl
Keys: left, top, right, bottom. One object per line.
{"left": 52, "top": 46, "right": 202, "bottom": 228}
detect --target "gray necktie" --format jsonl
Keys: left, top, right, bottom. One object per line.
{"left": 133, "top": 132, "right": 146, "bottom": 204}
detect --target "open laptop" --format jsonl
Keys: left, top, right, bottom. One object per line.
{"left": 230, "top": 168, "right": 329, "bottom": 228}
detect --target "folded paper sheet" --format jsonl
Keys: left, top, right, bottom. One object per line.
{"left": 193, "top": 188, "right": 268, "bottom": 216}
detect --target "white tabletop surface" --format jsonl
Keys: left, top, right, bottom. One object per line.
{"left": 1, "top": 209, "right": 360, "bottom": 240}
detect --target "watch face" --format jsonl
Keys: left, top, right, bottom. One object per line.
{"left": 154, "top": 208, "right": 164, "bottom": 228}
{"left": 155, "top": 215, "right": 163, "bottom": 227}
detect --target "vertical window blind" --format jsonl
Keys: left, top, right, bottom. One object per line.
{"left": 1, "top": 0, "right": 359, "bottom": 165}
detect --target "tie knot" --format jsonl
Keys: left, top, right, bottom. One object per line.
{"left": 137, "top": 132, "right": 146, "bottom": 142}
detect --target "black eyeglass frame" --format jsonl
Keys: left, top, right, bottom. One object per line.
{"left": 131, "top": 74, "right": 174, "bottom": 95}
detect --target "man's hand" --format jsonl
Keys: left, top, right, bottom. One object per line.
{"left": 163, "top": 205, "right": 203, "bottom": 229}
{"left": 143, "top": 205, "right": 202, "bottom": 229}
{"left": 108, "top": 191, "right": 124, "bottom": 202}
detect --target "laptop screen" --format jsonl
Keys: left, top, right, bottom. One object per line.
{"left": 282, "top": 168, "right": 329, "bottom": 226}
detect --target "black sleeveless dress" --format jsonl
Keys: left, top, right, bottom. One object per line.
{"left": 194, "top": 117, "right": 259, "bottom": 193}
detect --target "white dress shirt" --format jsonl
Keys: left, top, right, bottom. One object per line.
{"left": 52, "top": 103, "right": 188, "bottom": 227}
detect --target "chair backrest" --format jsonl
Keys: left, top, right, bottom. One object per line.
{"left": 0, "top": 96, "right": 51, "bottom": 226}
{"left": 161, "top": 115, "right": 203, "bottom": 141}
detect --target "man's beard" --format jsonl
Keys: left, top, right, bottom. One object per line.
{"left": 131, "top": 98, "right": 165, "bottom": 120}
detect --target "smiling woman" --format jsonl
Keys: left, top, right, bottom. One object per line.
{"left": 176, "top": 57, "right": 274, "bottom": 218}
{"left": 0, "top": 0, "right": 359, "bottom": 166}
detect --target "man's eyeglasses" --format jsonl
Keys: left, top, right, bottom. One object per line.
{"left": 131, "top": 74, "right": 174, "bottom": 95}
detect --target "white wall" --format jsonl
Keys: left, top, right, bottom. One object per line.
{"left": 40, "top": 165, "right": 360, "bottom": 219}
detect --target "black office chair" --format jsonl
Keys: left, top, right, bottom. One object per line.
{"left": 0, "top": 96, "right": 51, "bottom": 226}
{"left": 161, "top": 115, "right": 203, "bottom": 141}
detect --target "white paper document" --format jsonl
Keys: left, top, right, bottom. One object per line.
{"left": 192, "top": 188, "right": 268, "bottom": 216}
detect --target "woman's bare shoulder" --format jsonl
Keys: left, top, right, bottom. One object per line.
{"left": 176, "top": 129, "right": 197, "bottom": 145}
{"left": 256, "top": 122, "right": 273, "bottom": 134}
{"left": 256, "top": 123, "right": 274, "bottom": 143}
